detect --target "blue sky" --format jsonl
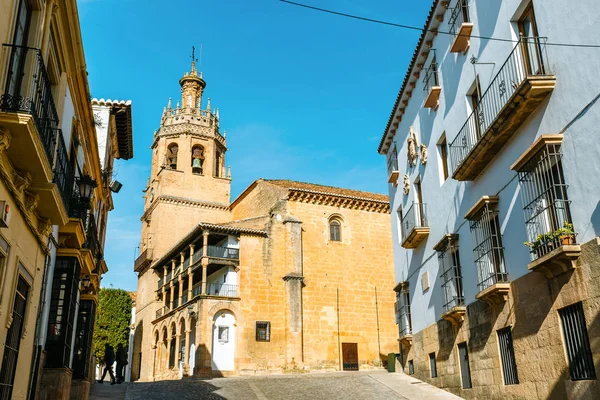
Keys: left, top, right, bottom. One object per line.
{"left": 77, "top": 0, "right": 432, "bottom": 291}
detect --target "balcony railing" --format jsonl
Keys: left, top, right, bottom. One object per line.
{"left": 400, "top": 203, "right": 429, "bottom": 249}
{"left": 182, "top": 292, "right": 188, "bottom": 304}
{"left": 387, "top": 146, "right": 399, "bottom": 183}
{"left": 448, "top": 0, "right": 473, "bottom": 53}
{"left": 156, "top": 306, "right": 167, "bottom": 319}
{"left": 207, "top": 245, "right": 239, "bottom": 260}
{"left": 1, "top": 44, "right": 60, "bottom": 166}
{"left": 84, "top": 215, "right": 102, "bottom": 264}
{"left": 450, "top": 37, "right": 554, "bottom": 180}
{"left": 423, "top": 50, "right": 441, "bottom": 109}
{"left": 53, "top": 129, "right": 74, "bottom": 212}
{"left": 192, "top": 284, "right": 202, "bottom": 297}
{"left": 68, "top": 186, "right": 89, "bottom": 225}
{"left": 206, "top": 283, "right": 239, "bottom": 297}
{"left": 134, "top": 247, "right": 154, "bottom": 273}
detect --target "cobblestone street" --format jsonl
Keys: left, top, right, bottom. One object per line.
{"left": 118, "top": 371, "right": 462, "bottom": 400}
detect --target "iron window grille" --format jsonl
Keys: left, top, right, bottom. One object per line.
{"left": 45, "top": 257, "right": 81, "bottom": 369}
{"left": 387, "top": 144, "right": 399, "bottom": 176}
{"left": 408, "top": 360, "right": 414, "bottom": 375}
{"left": 396, "top": 285, "right": 412, "bottom": 337}
{"left": 436, "top": 234, "right": 464, "bottom": 312}
{"left": 467, "top": 200, "right": 507, "bottom": 292}
{"left": 429, "top": 353, "right": 438, "bottom": 378}
{"left": 423, "top": 50, "right": 439, "bottom": 94}
{"left": 0, "top": 275, "right": 29, "bottom": 399}
{"left": 497, "top": 327, "right": 519, "bottom": 385}
{"left": 516, "top": 142, "right": 574, "bottom": 260}
{"left": 559, "top": 302, "right": 596, "bottom": 381}
{"left": 256, "top": 321, "right": 270, "bottom": 342}
{"left": 72, "top": 300, "right": 96, "bottom": 379}
{"left": 449, "top": 0, "right": 470, "bottom": 37}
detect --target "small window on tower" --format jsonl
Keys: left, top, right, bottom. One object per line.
{"left": 167, "top": 143, "right": 178, "bottom": 170}
{"left": 329, "top": 218, "right": 342, "bottom": 242}
{"left": 191, "top": 145, "right": 205, "bottom": 174}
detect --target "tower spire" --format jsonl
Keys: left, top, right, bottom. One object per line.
{"left": 190, "top": 46, "right": 197, "bottom": 75}
{"left": 179, "top": 46, "right": 206, "bottom": 110}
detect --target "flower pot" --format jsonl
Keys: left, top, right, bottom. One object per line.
{"left": 560, "top": 235, "right": 574, "bottom": 246}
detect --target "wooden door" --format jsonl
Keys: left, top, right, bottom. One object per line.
{"left": 342, "top": 343, "right": 358, "bottom": 371}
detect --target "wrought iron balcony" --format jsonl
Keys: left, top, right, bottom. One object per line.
{"left": 387, "top": 146, "right": 399, "bottom": 184}
{"left": 134, "top": 247, "right": 154, "bottom": 273}
{"left": 1, "top": 44, "right": 59, "bottom": 166}
{"left": 450, "top": 37, "right": 555, "bottom": 181}
{"left": 207, "top": 245, "right": 239, "bottom": 260}
{"left": 53, "top": 128, "right": 74, "bottom": 212}
{"left": 449, "top": 0, "right": 473, "bottom": 53}
{"left": 83, "top": 215, "right": 103, "bottom": 266}
{"left": 423, "top": 51, "right": 441, "bottom": 109}
{"left": 400, "top": 202, "right": 430, "bottom": 249}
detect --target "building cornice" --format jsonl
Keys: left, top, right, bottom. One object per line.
{"left": 287, "top": 188, "right": 390, "bottom": 213}
{"left": 378, "top": 0, "right": 442, "bottom": 155}
{"left": 140, "top": 195, "right": 229, "bottom": 222}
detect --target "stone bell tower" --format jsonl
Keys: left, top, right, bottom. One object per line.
{"left": 138, "top": 50, "right": 232, "bottom": 263}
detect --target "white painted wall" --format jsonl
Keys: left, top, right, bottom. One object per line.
{"left": 385, "top": 0, "right": 600, "bottom": 336}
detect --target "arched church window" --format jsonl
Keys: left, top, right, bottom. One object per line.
{"left": 167, "top": 143, "right": 178, "bottom": 169}
{"left": 191, "top": 145, "right": 205, "bottom": 174}
{"left": 329, "top": 218, "right": 342, "bottom": 242}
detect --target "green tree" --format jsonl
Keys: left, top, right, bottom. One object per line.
{"left": 93, "top": 288, "right": 132, "bottom": 364}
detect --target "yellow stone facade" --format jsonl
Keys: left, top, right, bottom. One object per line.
{"left": 132, "top": 64, "right": 398, "bottom": 380}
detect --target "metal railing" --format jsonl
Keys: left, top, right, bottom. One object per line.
{"left": 192, "top": 284, "right": 202, "bottom": 297}
{"left": 468, "top": 203, "right": 507, "bottom": 292}
{"left": 400, "top": 203, "right": 428, "bottom": 240}
{"left": 449, "top": 0, "right": 470, "bottom": 37}
{"left": 450, "top": 37, "right": 551, "bottom": 173}
{"left": 207, "top": 245, "right": 239, "bottom": 260}
{"left": 423, "top": 50, "right": 439, "bottom": 94}
{"left": 516, "top": 142, "right": 575, "bottom": 260}
{"left": 84, "top": 215, "right": 102, "bottom": 263}
{"left": 1, "top": 44, "right": 60, "bottom": 166}
{"left": 387, "top": 145, "right": 398, "bottom": 176}
{"left": 68, "top": 185, "right": 89, "bottom": 225}
{"left": 53, "top": 129, "right": 74, "bottom": 213}
{"left": 166, "top": 271, "right": 172, "bottom": 283}
{"left": 206, "top": 283, "right": 239, "bottom": 297}
{"left": 396, "top": 289, "right": 412, "bottom": 337}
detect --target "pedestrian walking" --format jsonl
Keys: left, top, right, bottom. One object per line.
{"left": 97, "top": 343, "right": 116, "bottom": 385}
{"left": 115, "top": 343, "right": 128, "bottom": 384}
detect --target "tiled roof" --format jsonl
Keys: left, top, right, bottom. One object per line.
{"left": 264, "top": 179, "right": 388, "bottom": 203}
{"left": 92, "top": 98, "right": 134, "bottom": 160}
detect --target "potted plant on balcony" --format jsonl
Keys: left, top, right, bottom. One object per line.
{"left": 524, "top": 222, "right": 575, "bottom": 258}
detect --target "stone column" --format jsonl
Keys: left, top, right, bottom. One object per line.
{"left": 183, "top": 329, "right": 191, "bottom": 375}
{"left": 165, "top": 336, "right": 171, "bottom": 371}
{"left": 188, "top": 245, "right": 194, "bottom": 299}
{"left": 175, "top": 334, "right": 181, "bottom": 370}
{"left": 169, "top": 260, "right": 176, "bottom": 309}
{"left": 162, "top": 268, "right": 167, "bottom": 308}
{"left": 201, "top": 231, "right": 209, "bottom": 294}
{"left": 151, "top": 344, "right": 157, "bottom": 380}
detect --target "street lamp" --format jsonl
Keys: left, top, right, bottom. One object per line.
{"left": 81, "top": 275, "right": 91, "bottom": 290}
{"left": 77, "top": 175, "right": 97, "bottom": 202}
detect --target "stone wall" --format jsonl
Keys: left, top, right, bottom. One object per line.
{"left": 400, "top": 237, "right": 600, "bottom": 400}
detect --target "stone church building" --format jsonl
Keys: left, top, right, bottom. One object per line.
{"left": 131, "top": 59, "right": 397, "bottom": 380}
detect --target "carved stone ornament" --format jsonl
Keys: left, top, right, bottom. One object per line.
{"left": 0, "top": 128, "right": 11, "bottom": 152}
{"left": 403, "top": 174, "right": 410, "bottom": 195}
{"left": 419, "top": 144, "right": 428, "bottom": 165}
{"left": 13, "top": 170, "right": 32, "bottom": 194}
{"left": 38, "top": 219, "right": 53, "bottom": 237}
{"left": 407, "top": 127, "right": 418, "bottom": 167}
{"left": 25, "top": 193, "right": 39, "bottom": 213}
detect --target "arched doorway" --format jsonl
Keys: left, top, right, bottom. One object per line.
{"left": 211, "top": 311, "right": 235, "bottom": 371}
{"left": 188, "top": 320, "right": 196, "bottom": 375}
{"left": 178, "top": 319, "right": 186, "bottom": 378}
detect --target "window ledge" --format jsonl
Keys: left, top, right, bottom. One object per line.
{"left": 441, "top": 306, "right": 466, "bottom": 326}
{"left": 476, "top": 282, "right": 510, "bottom": 306}
{"left": 511, "top": 134, "right": 564, "bottom": 171}
{"left": 401, "top": 227, "right": 430, "bottom": 249}
{"left": 527, "top": 244, "right": 581, "bottom": 279}
{"left": 398, "top": 333, "right": 413, "bottom": 346}
{"left": 388, "top": 170, "right": 400, "bottom": 185}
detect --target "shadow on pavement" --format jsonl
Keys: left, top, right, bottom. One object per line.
{"left": 126, "top": 380, "right": 226, "bottom": 400}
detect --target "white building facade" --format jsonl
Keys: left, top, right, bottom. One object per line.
{"left": 380, "top": 1, "right": 600, "bottom": 399}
